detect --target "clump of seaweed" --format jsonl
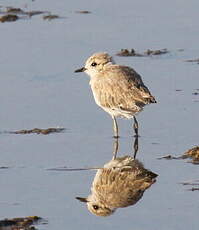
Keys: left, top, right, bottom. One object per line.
{"left": 157, "top": 146, "right": 199, "bottom": 164}
{"left": 75, "top": 10, "right": 91, "bottom": 14}
{"left": 144, "top": 48, "right": 168, "bottom": 55}
{"left": 43, "top": 14, "right": 60, "bottom": 20}
{"left": 0, "top": 216, "right": 45, "bottom": 230}
{"left": 182, "top": 146, "right": 199, "bottom": 164}
{"left": 0, "top": 6, "right": 62, "bottom": 22}
{"left": 0, "top": 14, "right": 19, "bottom": 22}
{"left": 6, "top": 7, "right": 24, "bottom": 14}
{"left": 116, "top": 48, "right": 169, "bottom": 57}
{"left": 9, "top": 127, "right": 65, "bottom": 135}
{"left": 116, "top": 49, "right": 143, "bottom": 57}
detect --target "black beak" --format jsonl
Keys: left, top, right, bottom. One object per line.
{"left": 76, "top": 197, "right": 88, "bottom": 203}
{"left": 74, "top": 67, "right": 87, "bottom": 73}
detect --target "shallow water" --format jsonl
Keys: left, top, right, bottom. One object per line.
{"left": 0, "top": 0, "right": 199, "bottom": 229}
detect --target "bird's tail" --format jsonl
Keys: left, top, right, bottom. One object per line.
{"left": 149, "top": 95, "right": 157, "bottom": 103}
{"left": 139, "top": 169, "right": 158, "bottom": 180}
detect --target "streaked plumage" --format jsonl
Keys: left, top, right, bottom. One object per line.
{"left": 75, "top": 52, "right": 156, "bottom": 137}
{"left": 76, "top": 156, "right": 157, "bottom": 216}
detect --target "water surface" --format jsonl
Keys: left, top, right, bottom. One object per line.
{"left": 0, "top": 0, "right": 199, "bottom": 229}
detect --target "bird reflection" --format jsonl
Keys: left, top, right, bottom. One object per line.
{"left": 76, "top": 138, "right": 157, "bottom": 216}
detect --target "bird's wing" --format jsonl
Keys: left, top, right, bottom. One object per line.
{"left": 92, "top": 65, "right": 156, "bottom": 111}
{"left": 109, "top": 65, "right": 156, "bottom": 103}
{"left": 93, "top": 168, "right": 157, "bottom": 208}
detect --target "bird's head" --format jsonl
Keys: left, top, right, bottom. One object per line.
{"left": 75, "top": 52, "right": 114, "bottom": 77}
{"left": 76, "top": 195, "right": 115, "bottom": 217}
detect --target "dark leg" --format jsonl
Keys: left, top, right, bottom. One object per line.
{"left": 133, "top": 135, "right": 139, "bottom": 159}
{"left": 133, "top": 116, "right": 139, "bottom": 137}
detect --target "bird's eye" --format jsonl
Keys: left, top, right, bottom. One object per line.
{"left": 91, "top": 62, "right": 97, "bottom": 67}
{"left": 92, "top": 205, "right": 99, "bottom": 210}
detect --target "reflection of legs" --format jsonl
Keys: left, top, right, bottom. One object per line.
{"left": 112, "top": 115, "right": 119, "bottom": 138}
{"left": 112, "top": 138, "right": 119, "bottom": 160}
{"left": 133, "top": 116, "right": 139, "bottom": 158}
{"left": 133, "top": 116, "right": 139, "bottom": 137}
{"left": 133, "top": 135, "right": 139, "bottom": 159}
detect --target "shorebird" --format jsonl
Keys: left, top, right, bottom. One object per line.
{"left": 75, "top": 52, "right": 156, "bottom": 137}
{"left": 76, "top": 156, "right": 157, "bottom": 216}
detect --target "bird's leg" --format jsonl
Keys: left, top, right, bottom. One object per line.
{"left": 112, "top": 115, "right": 119, "bottom": 138}
{"left": 112, "top": 138, "right": 119, "bottom": 160}
{"left": 133, "top": 135, "right": 139, "bottom": 159}
{"left": 133, "top": 116, "right": 139, "bottom": 137}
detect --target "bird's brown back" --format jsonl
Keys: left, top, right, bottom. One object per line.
{"left": 90, "top": 65, "right": 156, "bottom": 113}
{"left": 92, "top": 163, "right": 157, "bottom": 208}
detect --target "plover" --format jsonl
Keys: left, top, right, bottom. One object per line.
{"left": 76, "top": 156, "right": 157, "bottom": 216}
{"left": 75, "top": 52, "right": 156, "bottom": 137}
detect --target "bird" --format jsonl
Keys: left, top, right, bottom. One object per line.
{"left": 76, "top": 155, "right": 157, "bottom": 216}
{"left": 75, "top": 52, "right": 156, "bottom": 138}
